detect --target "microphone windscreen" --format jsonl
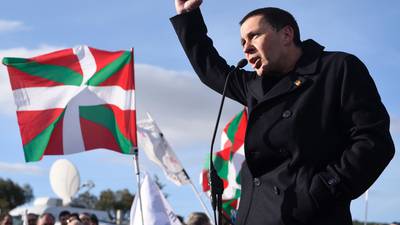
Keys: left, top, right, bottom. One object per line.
{"left": 237, "top": 59, "right": 248, "bottom": 68}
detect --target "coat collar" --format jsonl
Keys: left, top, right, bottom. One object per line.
{"left": 247, "top": 40, "right": 323, "bottom": 104}
{"left": 294, "top": 39, "right": 325, "bottom": 76}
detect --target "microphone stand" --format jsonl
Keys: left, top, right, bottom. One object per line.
{"left": 209, "top": 59, "right": 247, "bottom": 225}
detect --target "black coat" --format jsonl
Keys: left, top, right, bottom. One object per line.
{"left": 171, "top": 9, "right": 395, "bottom": 225}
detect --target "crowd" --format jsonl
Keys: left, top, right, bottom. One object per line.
{"left": 0, "top": 211, "right": 213, "bottom": 225}
{"left": 2, "top": 211, "right": 399, "bottom": 225}
{"left": 0, "top": 211, "right": 98, "bottom": 225}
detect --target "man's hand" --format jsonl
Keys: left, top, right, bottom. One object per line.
{"left": 175, "top": 0, "right": 202, "bottom": 14}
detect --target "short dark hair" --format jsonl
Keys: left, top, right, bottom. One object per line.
{"left": 90, "top": 214, "right": 98, "bottom": 225}
{"left": 69, "top": 213, "right": 80, "bottom": 222}
{"left": 186, "top": 212, "right": 210, "bottom": 225}
{"left": 40, "top": 213, "right": 55, "bottom": 221}
{"left": 58, "top": 211, "right": 70, "bottom": 220}
{"left": 239, "top": 7, "right": 301, "bottom": 46}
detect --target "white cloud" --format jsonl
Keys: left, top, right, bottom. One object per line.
{"left": 135, "top": 64, "right": 242, "bottom": 149}
{"left": 390, "top": 116, "right": 400, "bottom": 135}
{"left": 0, "top": 19, "right": 25, "bottom": 32}
{"left": 0, "top": 162, "right": 45, "bottom": 176}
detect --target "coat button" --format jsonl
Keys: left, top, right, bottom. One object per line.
{"left": 253, "top": 178, "right": 261, "bottom": 186}
{"left": 273, "top": 186, "right": 280, "bottom": 195}
{"left": 282, "top": 110, "right": 292, "bottom": 119}
{"left": 327, "top": 178, "right": 337, "bottom": 185}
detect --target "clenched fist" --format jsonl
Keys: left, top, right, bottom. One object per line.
{"left": 175, "top": 0, "right": 202, "bottom": 14}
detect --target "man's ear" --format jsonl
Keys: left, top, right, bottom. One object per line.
{"left": 281, "top": 25, "right": 295, "bottom": 46}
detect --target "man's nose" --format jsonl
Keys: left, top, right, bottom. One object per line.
{"left": 243, "top": 42, "right": 255, "bottom": 54}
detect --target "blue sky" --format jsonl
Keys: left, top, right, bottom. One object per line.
{"left": 0, "top": 0, "right": 399, "bottom": 223}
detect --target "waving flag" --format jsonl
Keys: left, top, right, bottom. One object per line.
{"left": 201, "top": 109, "right": 247, "bottom": 219}
{"left": 137, "top": 113, "right": 190, "bottom": 186}
{"left": 2, "top": 46, "right": 137, "bottom": 162}
{"left": 130, "top": 173, "right": 183, "bottom": 225}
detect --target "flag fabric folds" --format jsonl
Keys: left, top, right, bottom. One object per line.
{"left": 130, "top": 173, "right": 183, "bottom": 225}
{"left": 2, "top": 46, "right": 137, "bottom": 162}
{"left": 200, "top": 109, "right": 247, "bottom": 220}
{"left": 137, "top": 113, "right": 190, "bottom": 186}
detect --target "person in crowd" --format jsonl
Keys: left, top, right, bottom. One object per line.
{"left": 37, "top": 213, "right": 55, "bottom": 225}
{"left": 0, "top": 213, "right": 12, "bottom": 225}
{"left": 58, "top": 211, "right": 70, "bottom": 225}
{"left": 186, "top": 212, "right": 211, "bottom": 225}
{"left": 27, "top": 213, "right": 38, "bottom": 225}
{"left": 89, "top": 214, "right": 98, "bottom": 225}
{"left": 67, "top": 214, "right": 79, "bottom": 223}
{"left": 66, "top": 218, "right": 81, "bottom": 225}
{"left": 78, "top": 213, "right": 90, "bottom": 225}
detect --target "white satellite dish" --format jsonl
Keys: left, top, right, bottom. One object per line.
{"left": 49, "top": 159, "right": 81, "bottom": 205}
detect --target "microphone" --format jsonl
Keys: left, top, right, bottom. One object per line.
{"left": 236, "top": 58, "right": 248, "bottom": 69}
{"left": 209, "top": 59, "right": 247, "bottom": 225}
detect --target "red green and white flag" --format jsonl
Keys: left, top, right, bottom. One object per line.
{"left": 2, "top": 46, "right": 137, "bottom": 162}
{"left": 200, "top": 109, "right": 247, "bottom": 219}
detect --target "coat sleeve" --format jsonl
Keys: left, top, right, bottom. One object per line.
{"left": 309, "top": 54, "right": 395, "bottom": 210}
{"left": 170, "top": 9, "right": 255, "bottom": 106}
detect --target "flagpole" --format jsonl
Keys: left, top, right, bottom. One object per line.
{"left": 183, "top": 169, "right": 213, "bottom": 222}
{"left": 145, "top": 114, "right": 213, "bottom": 221}
{"left": 130, "top": 48, "right": 144, "bottom": 225}
{"left": 144, "top": 112, "right": 213, "bottom": 219}
{"left": 364, "top": 189, "right": 369, "bottom": 225}
{"left": 132, "top": 149, "right": 144, "bottom": 225}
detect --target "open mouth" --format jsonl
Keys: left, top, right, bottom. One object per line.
{"left": 250, "top": 57, "right": 261, "bottom": 69}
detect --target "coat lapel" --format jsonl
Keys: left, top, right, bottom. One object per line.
{"left": 260, "top": 75, "right": 298, "bottom": 103}
{"left": 248, "top": 75, "right": 308, "bottom": 106}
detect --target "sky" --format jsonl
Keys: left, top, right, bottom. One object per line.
{"left": 0, "top": 0, "right": 399, "bottom": 223}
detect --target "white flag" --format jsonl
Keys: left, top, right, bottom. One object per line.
{"left": 130, "top": 173, "right": 183, "bottom": 225}
{"left": 137, "top": 113, "right": 190, "bottom": 185}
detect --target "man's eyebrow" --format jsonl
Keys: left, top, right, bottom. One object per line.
{"left": 240, "top": 38, "right": 245, "bottom": 46}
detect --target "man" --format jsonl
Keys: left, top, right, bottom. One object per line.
{"left": 186, "top": 212, "right": 211, "bottom": 225}
{"left": 58, "top": 211, "right": 70, "bottom": 225}
{"left": 37, "top": 213, "right": 55, "bottom": 225}
{"left": 89, "top": 214, "right": 98, "bottom": 225}
{"left": 27, "top": 213, "right": 38, "bottom": 225}
{"left": 66, "top": 219, "right": 82, "bottom": 225}
{"left": 170, "top": 0, "right": 395, "bottom": 225}
{"left": 78, "top": 213, "right": 91, "bottom": 225}
{"left": 0, "top": 214, "right": 12, "bottom": 225}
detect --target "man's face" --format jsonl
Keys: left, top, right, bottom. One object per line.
{"left": 37, "top": 215, "right": 54, "bottom": 225}
{"left": 1, "top": 216, "right": 12, "bottom": 225}
{"left": 59, "top": 215, "right": 70, "bottom": 225}
{"left": 27, "top": 215, "right": 38, "bottom": 225}
{"left": 240, "top": 15, "right": 286, "bottom": 76}
{"left": 78, "top": 215, "right": 90, "bottom": 225}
